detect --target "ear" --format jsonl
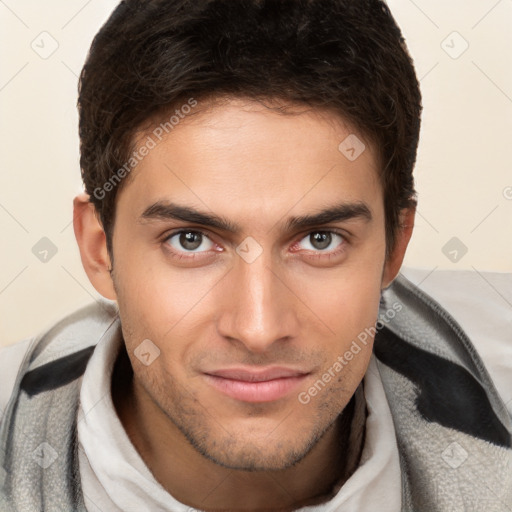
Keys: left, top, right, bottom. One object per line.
{"left": 73, "top": 193, "right": 117, "bottom": 300}
{"left": 381, "top": 207, "right": 415, "bottom": 290}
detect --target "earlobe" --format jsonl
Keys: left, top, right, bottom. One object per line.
{"left": 381, "top": 207, "right": 416, "bottom": 290}
{"left": 73, "top": 193, "right": 117, "bottom": 300}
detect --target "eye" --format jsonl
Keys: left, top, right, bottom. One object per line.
{"left": 165, "top": 230, "right": 215, "bottom": 253}
{"left": 296, "top": 231, "right": 345, "bottom": 252}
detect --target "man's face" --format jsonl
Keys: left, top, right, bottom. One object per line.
{"left": 111, "top": 98, "right": 387, "bottom": 471}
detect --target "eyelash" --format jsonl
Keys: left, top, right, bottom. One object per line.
{"left": 162, "top": 228, "right": 349, "bottom": 262}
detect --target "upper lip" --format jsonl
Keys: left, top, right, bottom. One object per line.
{"left": 205, "top": 367, "right": 310, "bottom": 382}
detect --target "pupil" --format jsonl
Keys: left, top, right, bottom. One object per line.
{"left": 311, "top": 232, "right": 331, "bottom": 250}
{"left": 180, "top": 232, "right": 202, "bottom": 250}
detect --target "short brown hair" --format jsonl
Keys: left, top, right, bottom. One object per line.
{"left": 78, "top": 0, "right": 422, "bottom": 259}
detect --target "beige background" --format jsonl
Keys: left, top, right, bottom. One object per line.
{"left": 1, "top": 0, "right": 511, "bottom": 348}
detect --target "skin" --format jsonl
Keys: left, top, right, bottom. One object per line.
{"left": 74, "top": 97, "right": 415, "bottom": 510}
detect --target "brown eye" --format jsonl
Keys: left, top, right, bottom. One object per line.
{"left": 310, "top": 232, "right": 332, "bottom": 250}
{"left": 165, "top": 230, "right": 214, "bottom": 253}
{"left": 180, "top": 231, "right": 202, "bottom": 250}
{"left": 298, "top": 231, "right": 344, "bottom": 252}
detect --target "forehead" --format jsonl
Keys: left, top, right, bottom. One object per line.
{"left": 117, "top": 98, "right": 383, "bottom": 226}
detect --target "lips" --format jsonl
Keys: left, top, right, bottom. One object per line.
{"left": 203, "top": 367, "right": 310, "bottom": 403}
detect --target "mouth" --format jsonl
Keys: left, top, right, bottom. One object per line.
{"left": 203, "top": 367, "right": 310, "bottom": 403}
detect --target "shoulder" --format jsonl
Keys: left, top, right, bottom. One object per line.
{"left": 400, "top": 267, "right": 512, "bottom": 415}
{"left": 0, "top": 339, "right": 33, "bottom": 423}
{"left": 0, "top": 299, "right": 118, "bottom": 425}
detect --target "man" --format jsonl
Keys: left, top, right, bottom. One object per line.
{"left": 1, "top": 0, "right": 511, "bottom": 511}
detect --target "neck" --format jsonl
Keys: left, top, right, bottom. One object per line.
{"left": 112, "top": 345, "right": 365, "bottom": 510}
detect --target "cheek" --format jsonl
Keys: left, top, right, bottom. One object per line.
{"left": 294, "top": 265, "right": 383, "bottom": 388}
{"left": 114, "top": 246, "right": 223, "bottom": 334}
{"left": 295, "top": 264, "right": 383, "bottom": 335}
{"left": 113, "top": 262, "right": 228, "bottom": 388}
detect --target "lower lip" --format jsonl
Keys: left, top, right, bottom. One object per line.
{"left": 204, "top": 374, "right": 308, "bottom": 403}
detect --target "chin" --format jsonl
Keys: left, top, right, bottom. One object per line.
{"left": 198, "top": 441, "right": 310, "bottom": 472}
{"left": 180, "top": 418, "right": 330, "bottom": 472}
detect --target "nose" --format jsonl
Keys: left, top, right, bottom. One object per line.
{"left": 216, "top": 249, "right": 299, "bottom": 353}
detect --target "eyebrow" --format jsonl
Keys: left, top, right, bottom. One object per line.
{"left": 139, "top": 200, "right": 372, "bottom": 234}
